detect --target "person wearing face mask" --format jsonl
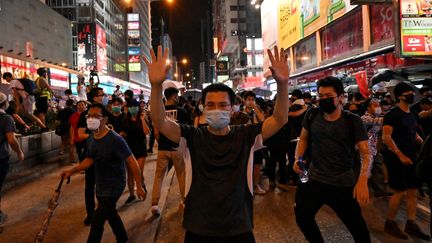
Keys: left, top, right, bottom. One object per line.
{"left": 193, "top": 99, "right": 208, "bottom": 128}
{"left": 76, "top": 87, "right": 105, "bottom": 226}
{"left": 69, "top": 100, "right": 88, "bottom": 163}
{"left": 120, "top": 100, "right": 150, "bottom": 205}
{"left": 61, "top": 103, "right": 146, "bottom": 243}
{"left": 145, "top": 45, "right": 289, "bottom": 242}
{"left": 382, "top": 82, "right": 430, "bottom": 240}
{"left": 293, "top": 76, "right": 372, "bottom": 242}
{"left": 0, "top": 92, "right": 24, "bottom": 226}
{"left": 108, "top": 97, "right": 125, "bottom": 134}
{"left": 412, "top": 86, "right": 432, "bottom": 113}
{"left": 361, "top": 99, "right": 391, "bottom": 197}
{"left": 230, "top": 96, "right": 249, "bottom": 125}
{"left": 150, "top": 87, "right": 188, "bottom": 216}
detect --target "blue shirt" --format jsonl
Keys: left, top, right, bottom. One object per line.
{"left": 86, "top": 130, "right": 132, "bottom": 197}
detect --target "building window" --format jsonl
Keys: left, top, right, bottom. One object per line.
{"left": 230, "top": 18, "right": 238, "bottom": 23}
{"left": 230, "top": 6, "right": 237, "bottom": 11}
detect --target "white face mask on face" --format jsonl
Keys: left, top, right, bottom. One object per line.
{"left": 205, "top": 110, "right": 231, "bottom": 130}
{"left": 374, "top": 107, "right": 382, "bottom": 116}
{"left": 198, "top": 104, "right": 204, "bottom": 112}
{"left": 233, "top": 105, "right": 240, "bottom": 112}
{"left": 86, "top": 117, "right": 101, "bottom": 131}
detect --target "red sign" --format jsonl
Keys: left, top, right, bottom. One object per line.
{"left": 402, "top": 35, "right": 426, "bottom": 52}
{"left": 243, "top": 76, "right": 264, "bottom": 88}
{"left": 128, "top": 55, "right": 140, "bottom": 63}
{"left": 96, "top": 25, "right": 107, "bottom": 74}
{"left": 371, "top": 5, "right": 395, "bottom": 44}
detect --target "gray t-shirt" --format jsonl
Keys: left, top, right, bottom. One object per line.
{"left": 303, "top": 108, "right": 368, "bottom": 187}
{"left": 86, "top": 130, "right": 132, "bottom": 197}
{"left": 0, "top": 113, "right": 16, "bottom": 159}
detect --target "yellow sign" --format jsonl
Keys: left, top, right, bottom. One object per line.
{"left": 277, "top": 0, "right": 302, "bottom": 48}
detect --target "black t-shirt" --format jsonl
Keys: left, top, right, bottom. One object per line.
{"left": 158, "top": 105, "right": 188, "bottom": 150}
{"left": 0, "top": 113, "right": 16, "bottom": 159}
{"left": 109, "top": 113, "right": 125, "bottom": 134}
{"left": 86, "top": 130, "right": 132, "bottom": 197}
{"left": 179, "top": 124, "right": 263, "bottom": 237}
{"left": 57, "top": 107, "right": 75, "bottom": 125}
{"left": 303, "top": 109, "right": 368, "bottom": 187}
{"left": 121, "top": 116, "right": 146, "bottom": 144}
{"left": 383, "top": 106, "right": 418, "bottom": 160}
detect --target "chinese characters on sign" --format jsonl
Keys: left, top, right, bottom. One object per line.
{"left": 400, "top": 0, "right": 432, "bottom": 56}
{"left": 127, "top": 13, "right": 141, "bottom": 72}
{"left": 77, "top": 23, "right": 96, "bottom": 72}
{"left": 96, "top": 24, "right": 107, "bottom": 74}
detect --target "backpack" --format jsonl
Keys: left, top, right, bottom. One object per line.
{"left": 17, "top": 78, "right": 38, "bottom": 96}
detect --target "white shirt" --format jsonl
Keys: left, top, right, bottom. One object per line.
{"left": 77, "top": 84, "right": 87, "bottom": 101}
{"left": 9, "top": 79, "right": 26, "bottom": 98}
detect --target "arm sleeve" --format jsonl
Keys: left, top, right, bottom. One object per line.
{"left": 114, "top": 135, "right": 133, "bottom": 160}
{"left": 302, "top": 108, "right": 314, "bottom": 131}
{"left": 383, "top": 111, "right": 396, "bottom": 127}
{"left": 180, "top": 124, "right": 196, "bottom": 142}
{"left": 353, "top": 115, "right": 369, "bottom": 142}
{"left": 77, "top": 111, "right": 87, "bottom": 128}
{"left": 3, "top": 115, "right": 16, "bottom": 133}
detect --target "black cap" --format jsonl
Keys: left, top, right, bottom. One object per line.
{"left": 420, "top": 97, "right": 432, "bottom": 104}
{"left": 394, "top": 82, "right": 414, "bottom": 98}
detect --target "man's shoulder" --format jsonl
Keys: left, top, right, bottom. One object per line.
{"left": 0, "top": 113, "right": 14, "bottom": 124}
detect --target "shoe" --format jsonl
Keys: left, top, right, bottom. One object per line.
{"left": 405, "top": 220, "right": 431, "bottom": 240}
{"left": 151, "top": 205, "right": 161, "bottom": 216}
{"left": 0, "top": 211, "right": 8, "bottom": 225}
{"left": 124, "top": 195, "right": 136, "bottom": 205}
{"left": 278, "top": 183, "right": 290, "bottom": 192}
{"left": 83, "top": 215, "right": 92, "bottom": 226}
{"left": 269, "top": 181, "right": 276, "bottom": 189}
{"left": 254, "top": 185, "right": 267, "bottom": 195}
{"left": 384, "top": 219, "right": 408, "bottom": 239}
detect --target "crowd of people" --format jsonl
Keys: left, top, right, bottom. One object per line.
{"left": 0, "top": 46, "right": 431, "bottom": 242}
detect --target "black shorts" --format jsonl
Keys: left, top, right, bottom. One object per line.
{"left": 34, "top": 96, "right": 48, "bottom": 114}
{"left": 254, "top": 149, "right": 265, "bottom": 165}
{"left": 383, "top": 151, "right": 418, "bottom": 191}
{"left": 128, "top": 141, "right": 147, "bottom": 159}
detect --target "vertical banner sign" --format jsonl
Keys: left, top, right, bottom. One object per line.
{"left": 127, "top": 13, "right": 141, "bottom": 72}
{"left": 77, "top": 23, "right": 96, "bottom": 72}
{"left": 399, "top": 0, "right": 432, "bottom": 56}
{"left": 96, "top": 24, "right": 107, "bottom": 74}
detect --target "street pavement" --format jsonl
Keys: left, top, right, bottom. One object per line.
{"left": 0, "top": 150, "right": 431, "bottom": 243}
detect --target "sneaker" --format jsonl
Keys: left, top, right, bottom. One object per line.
{"left": 278, "top": 183, "right": 290, "bottom": 191}
{"left": 124, "top": 195, "right": 136, "bottom": 205}
{"left": 384, "top": 219, "right": 408, "bottom": 239}
{"left": 405, "top": 220, "right": 431, "bottom": 240}
{"left": 83, "top": 215, "right": 92, "bottom": 226}
{"left": 254, "top": 185, "right": 267, "bottom": 195}
{"left": 0, "top": 211, "right": 8, "bottom": 225}
{"left": 151, "top": 205, "right": 161, "bottom": 216}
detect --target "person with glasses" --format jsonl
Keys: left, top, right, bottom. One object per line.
{"left": 61, "top": 103, "right": 145, "bottom": 243}
{"left": 382, "top": 82, "right": 430, "bottom": 240}
{"left": 293, "top": 76, "right": 372, "bottom": 242}
{"left": 144, "top": 45, "right": 289, "bottom": 243}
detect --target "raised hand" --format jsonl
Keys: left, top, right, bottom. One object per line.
{"left": 268, "top": 46, "right": 290, "bottom": 84}
{"left": 143, "top": 45, "right": 171, "bottom": 86}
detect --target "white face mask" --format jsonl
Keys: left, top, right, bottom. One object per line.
{"left": 198, "top": 104, "right": 204, "bottom": 112}
{"left": 205, "top": 110, "right": 231, "bottom": 130}
{"left": 86, "top": 117, "right": 101, "bottom": 131}
{"left": 233, "top": 105, "right": 240, "bottom": 112}
{"left": 374, "top": 107, "right": 382, "bottom": 116}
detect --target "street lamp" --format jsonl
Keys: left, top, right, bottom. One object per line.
{"left": 182, "top": 58, "right": 188, "bottom": 65}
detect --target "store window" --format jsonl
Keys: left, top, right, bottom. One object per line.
{"left": 321, "top": 8, "right": 363, "bottom": 61}
{"left": 294, "top": 35, "right": 317, "bottom": 69}
{"left": 370, "top": 4, "right": 395, "bottom": 44}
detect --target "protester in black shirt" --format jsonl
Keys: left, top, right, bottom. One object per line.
{"left": 145, "top": 45, "right": 289, "bottom": 242}
{"left": 108, "top": 97, "right": 125, "bottom": 133}
{"left": 56, "top": 99, "right": 75, "bottom": 162}
{"left": 382, "top": 82, "right": 430, "bottom": 240}
{"left": 293, "top": 77, "right": 372, "bottom": 242}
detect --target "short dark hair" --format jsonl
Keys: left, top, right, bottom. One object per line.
{"left": 164, "top": 87, "right": 179, "bottom": 100}
{"left": 124, "top": 89, "right": 134, "bottom": 98}
{"left": 317, "top": 76, "right": 344, "bottom": 96}
{"left": 365, "top": 98, "right": 379, "bottom": 107}
{"left": 110, "top": 97, "right": 123, "bottom": 105}
{"left": 37, "top": 68, "right": 47, "bottom": 76}
{"left": 66, "top": 99, "right": 74, "bottom": 107}
{"left": 202, "top": 83, "right": 236, "bottom": 105}
{"left": 65, "top": 89, "right": 72, "bottom": 95}
{"left": 88, "top": 103, "right": 112, "bottom": 118}
{"left": 243, "top": 91, "right": 256, "bottom": 100}
{"left": 89, "top": 87, "right": 103, "bottom": 103}
{"left": 354, "top": 92, "right": 365, "bottom": 101}
{"left": 291, "top": 89, "right": 303, "bottom": 99}
{"left": 419, "top": 86, "right": 431, "bottom": 95}
{"left": 394, "top": 82, "right": 414, "bottom": 98}
{"left": 2, "top": 72, "right": 12, "bottom": 79}
{"left": 302, "top": 92, "right": 312, "bottom": 99}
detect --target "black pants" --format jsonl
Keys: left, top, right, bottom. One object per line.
{"left": 184, "top": 231, "right": 255, "bottom": 243}
{"left": 287, "top": 141, "right": 299, "bottom": 182}
{"left": 149, "top": 128, "right": 155, "bottom": 150}
{"left": 267, "top": 147, "right": 288, "bottom": 184}
{"left": 87, "top": 196, "right": 127, "bottom": 243}
{"left": 0, "top": 157, "right": 10, "bottom": 195}
{"left": 85, "top": 166, "right": 96, "bottom": 217}
{"left": 74, "top": 141, "right": 86, "bottom": 162}
{"left": 294, "top": 180, "right": 371, "bottom": 243}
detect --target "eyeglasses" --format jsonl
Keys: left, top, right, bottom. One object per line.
{"left": 85, "top": 114, "right": 103, "bottom": 119}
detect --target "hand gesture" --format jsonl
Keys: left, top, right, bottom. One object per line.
{"left": 398, "top": 153, "right": 413, "bottom": 165}
{"left": 353, "top": 177, "right": 370, "bottom": 205}
{"left": 136, "top": 186, "right": 147, "bottom": 200}
{"left": 268, "top": 46, "right": 290, "bottom": 84}
{"left": 143, "top": 46, "right": 171, "bottom": 86}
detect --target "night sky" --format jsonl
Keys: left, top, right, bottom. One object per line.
{"left": 162, "top": 0, "right": 209, "bottom": 75}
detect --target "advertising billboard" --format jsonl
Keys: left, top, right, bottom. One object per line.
{"left": 261, "top": 0, "right": 279, "bottom": 76}
{"left": 128, "top": 22, "right": 140, "bottom": 30}
{"left": 77, "top": 23, "right": 96, "bottom": 72}
{"left": 399, "top": 0, "right": 432, "bottom": 56}
{"left": 96, "top": 24, "right": 107, "bottom": 74}
{"left": 127, "top": 13, "right": 141, "bottom": 72}
{"left": 277, "top": 0, "right": 302, "bottom": 48}
{"left": 371, "top": 4, "right": 395, "bottom": 44}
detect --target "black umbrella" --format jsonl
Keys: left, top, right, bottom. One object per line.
{"left": 369, "top": 70, "right": 404, "bottom": 86}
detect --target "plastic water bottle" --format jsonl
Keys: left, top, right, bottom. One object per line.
{"left": 298, "top": 158, "right": 309, "bottom": 183}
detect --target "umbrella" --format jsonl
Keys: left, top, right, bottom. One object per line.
{"left": 34, "top": 177, "right": 70, "bottom": 243}
{"left": 344, "top": 84, "right": 359, "bottom": 94}
{"left": 252, "top": 87, "right": 272, "bottom": 97}
{"left": 182, "top": 88, "right": 202, "bottom": 100}
{"left": 162, "top": 80, "right": 185, "bottom": 90}
{"left": 369, "top": 70, "right": 404, "bottom": 86}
